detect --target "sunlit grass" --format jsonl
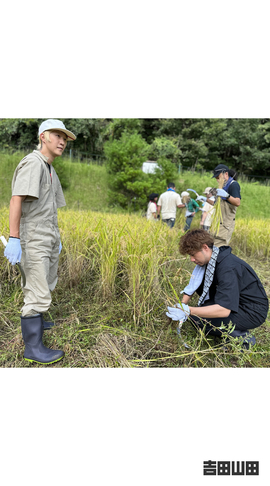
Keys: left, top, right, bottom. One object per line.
{"left": 1, "top": 158, "right": 270, "bottom": 367}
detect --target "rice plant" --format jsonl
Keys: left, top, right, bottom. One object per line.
{"left": 0, "top": 208, "right": 269, "bottom": 368}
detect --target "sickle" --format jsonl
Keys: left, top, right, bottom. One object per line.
{"left": 187, "top": 188, "right": 200, "bottom": 197}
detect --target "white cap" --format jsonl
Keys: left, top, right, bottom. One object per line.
{"left": 38, "top": 119, "right": 76, "bottom": 141}
{"left": 181, "top": 191, "right": 190, "bottom": 197}
{"left": 203, "top": 187, "right": 212, "bottom": 194}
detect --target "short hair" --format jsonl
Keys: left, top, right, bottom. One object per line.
{"left": 37, "top": 130, "right": 51, "bottom": 150}
{"left": 167, "top": 182, "right": 175, "bottom": 189}
{"left": 179, "top": 229, "right": 214, "bottom": 256}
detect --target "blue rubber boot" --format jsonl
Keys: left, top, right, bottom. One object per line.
{"left": 42, "top": 314, "right": 55, "bottom": 331}
{"left": 21, "top": 314, "right": 64, "bottom": 364}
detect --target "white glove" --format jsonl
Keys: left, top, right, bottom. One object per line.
{"left": 196, "top": 195, "right": 207, "bottom": 202}
{"left": 4, "top": 237, "right": 22, "bottom": 265}
{"left": 216, "top": 188, "right": 229, "bottom": 198}
{"left": 175, "top": 303, "right": 190, "bottom": 315}
{"left": 59, "top": 240, "right": 62, "bottom": 254}
{"left": 181, "top": 264, "right": 205, "bottom": 295}
{"left": 166, "top": 303, "right": 190, "bottom": 321}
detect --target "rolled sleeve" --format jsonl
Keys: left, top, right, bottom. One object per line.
{"left": 12, "top": 158, "right": 42, "bottom": 199}
{"left": 228, "top": 181, "right": 241, "bottom": 199}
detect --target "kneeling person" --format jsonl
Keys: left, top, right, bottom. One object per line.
{"left": 167, "top": 229, "right": 269, "bottom": 348}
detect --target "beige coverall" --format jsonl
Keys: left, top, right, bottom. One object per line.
{"left": 11, "top": 150, "right": 66, "bottom": 316}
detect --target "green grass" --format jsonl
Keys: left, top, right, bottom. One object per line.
{"left": 178, "top": 171, "right": 270, "bottom": 219}
{"left": 1, "top": 151, "right": 270, "bottom": 219}
{"left": 0, "top": 208, "right": 269, "bottom": 368}
{"left": 0, "top": 152, "right": 112, "bottom": 212}
{"left": 61, "top": 161, "right": 111, "bottom": 211}
{"left": 1, "top": 150, "right": 270, "bottom": 368}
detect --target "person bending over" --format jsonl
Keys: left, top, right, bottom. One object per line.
{"left": 166, "top": 229, "right": 269, "bottom": 348}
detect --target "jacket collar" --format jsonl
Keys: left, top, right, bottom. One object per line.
{"left": 33, "top": 150, "right": 50, "bottom": 163}
{"left": 216, "top": 246, "right": 232, "bottom": 262}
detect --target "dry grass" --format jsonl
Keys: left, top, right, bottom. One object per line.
{"left": 0, "top": 208, "right": 270, "bottom": 368}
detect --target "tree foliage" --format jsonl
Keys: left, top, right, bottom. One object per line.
{"left": 104, "top": 130, "right": 150, "bottom": 208}
{"left": 0, "top": 118, "right": 270, "bottom": 181}
{"left": 104, "top": 126, "right": 179, "bottom": 209}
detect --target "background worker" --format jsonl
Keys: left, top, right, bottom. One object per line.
{"left": 200, "top": 187, "right": 216, "bottom": 232}
{"left": 4, "top": 119, "right": 76, "bottom": 365}
{"left": 146, "top": 192, "right": 159, "bottom": 221}
{"left": 157, "top": 182, "right": 185, "bottom": 228}
{"left": 181, "top": 191, "right": 200, "bottom": 231}
{"left": 166, "top": 229, "right": 269, "bottom": 348}
{"left": 197, "top": 164, "right": 241, "bottom": 247}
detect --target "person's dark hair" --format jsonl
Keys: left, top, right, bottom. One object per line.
{"left": 209, "top": 187, "right": 217, "bottom": 197}
{"left": 228, "top": 169, "right": 238, "bottom": 181}
{"left": 179, "top": 229, "right": 214, "bottom": 256}
{"left": 148, "top": 192, "right": 159, "bottom": 201}
{"left": 167, "top": 182, "right": 175, "bottom": 189}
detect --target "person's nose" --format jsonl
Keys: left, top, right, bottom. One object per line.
{"left": 190, "top": 256, "right": 196, "bottom": 263}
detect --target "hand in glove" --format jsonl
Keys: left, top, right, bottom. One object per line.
{"left": 59, "top": 240, "right": 62, "bottom": 254}
{"left": 216, "top": 188, "right": 229, "bottom": 198}
{"left": 4, "top": 237, "right": 22, "bottom": 265}
{"left": 196, "top": 195, "right": 207, "bottom": 202}
{"left": 166, "top": 303, "right": 190, "bottom": 321}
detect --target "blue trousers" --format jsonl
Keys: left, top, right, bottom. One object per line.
{"left": 184, "top": 216, "right": 193, "bottom": 232}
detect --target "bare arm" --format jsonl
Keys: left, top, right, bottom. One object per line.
{"left": 157, "top": 205, "right": 161, "bottom": 215}
{"left": 206, "top": 197, "right": 215, "bottom": 206}
{"left": 182, "top": 294, "right": 192, "bottom": 304}
{"left": 227, "top": 195, "right": 241, "bottom": 207}
{"left": 9, "top": 196, "right": 26, "bottom": 238}
{"left": 177, "top": 204, "right": 185, "bottom": 208}
{"left": 188, "top": 304, "right": 231, "bottom": 318}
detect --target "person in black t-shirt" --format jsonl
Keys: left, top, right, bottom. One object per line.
{"left": 166, "top": 229, "right": 269, "bottom": 348}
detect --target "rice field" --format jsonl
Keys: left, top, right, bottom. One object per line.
{"left": 0, "top": 207, "right": 270, "bottom": 368}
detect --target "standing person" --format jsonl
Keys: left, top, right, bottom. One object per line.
{"left": 166, "top": 229, "right": 269, "bottom": 348}
{"left": 4, "top": 119, "right": 76, "bottom": 365}
{"left": 181, "top": 191, "right": 200, "bottom": 231}
{"left": 157, "top": 183, "right": 185, "bottom": 228}
{"left": 146, "top": 193, "right": 159, "bottom": 221}
{"left": 197, "top": 165, "right": 241, "bottom": 247}
{"left": 200, "top": 187, "right": 216, "bottom": 232}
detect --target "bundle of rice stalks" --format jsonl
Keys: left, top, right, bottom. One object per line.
{"left": 210, "top": 178, "right": 224, "bottom": 236}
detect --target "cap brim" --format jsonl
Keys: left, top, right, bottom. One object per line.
{"left": 47, "top": 128, "right": 76, "bottom": 141}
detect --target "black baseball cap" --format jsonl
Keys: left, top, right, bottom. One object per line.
{"left": 148, "top": 193, "right": 159, "bottom": 200}
{"left": 212, "top": 164, "right": 229, "bottom": 178}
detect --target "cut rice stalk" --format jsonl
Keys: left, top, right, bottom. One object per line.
{"left": 210, "top": 177, "right": 224, "bottom": 236}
